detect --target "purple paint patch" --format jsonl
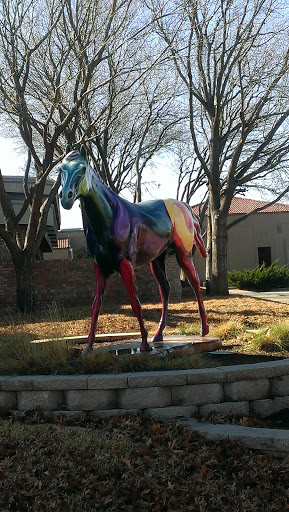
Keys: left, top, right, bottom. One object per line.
{"left": 105, "top": 188, "right": 130, "bottom": 242}
{"left": 114, "top": 201, "right": 130, "bottom": 242}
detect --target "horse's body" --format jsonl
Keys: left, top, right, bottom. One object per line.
{"left": 60, "top": 146, "right": 209, "bottom": 353}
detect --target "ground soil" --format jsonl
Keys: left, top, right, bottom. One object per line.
{"left": 1, "top": 294, "right": 289, "bottom": 510}
{"left": 205, "top": 351, "right": 286, "bottom": 366}
{"left": 203, "top": 405, "right": 289, "bottom": 431}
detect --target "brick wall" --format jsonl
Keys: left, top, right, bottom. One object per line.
{"left": 0, "top": 255, "right": 182, "bottom": 309}
{"left": 0, "top": 240, "right": 12, "bottom": 262}
{"left": 0, "top": 261, "right": 17, "bottom": 308}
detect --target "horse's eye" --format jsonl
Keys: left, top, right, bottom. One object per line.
{"left": 75, "top": 176, "right": 81, "bottom": 189}
{"left": 74, "top": 166, "right": 86, "bottom": 189}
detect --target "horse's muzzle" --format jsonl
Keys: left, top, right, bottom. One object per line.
{"left": 59, "top": 188, "right": 75, "bottom": 210}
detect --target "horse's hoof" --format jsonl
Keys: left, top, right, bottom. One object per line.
{"left": 151, "top": 334, "right": 163, "bottom": 342}
{"left": 81, "top": 345, "right": 93, "bottom": 356}
{"left": 201, "top": 325, "right": 209, "bottom": 337}
{"left": 140, "top": 343, "right": 152, "bottom": 352}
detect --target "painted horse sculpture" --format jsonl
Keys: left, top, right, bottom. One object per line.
{"left": 60, "top": 145, "right": 209, "bottom": 353}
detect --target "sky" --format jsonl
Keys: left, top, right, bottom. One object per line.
{"left": 0, "top": 137, "right": 180, "bottom": 230}
{"left": 3, "top": 137, "right": 277, "bottom": 232}
{"left": 0, "top": 136, "right": 270, "bottom": 230}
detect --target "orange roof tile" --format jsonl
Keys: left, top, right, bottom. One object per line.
{"left": 192, "top": 196, "right": 289, "bottom": 215}
{"left": 229, "top": 197, "right": 289, "bottom": 214}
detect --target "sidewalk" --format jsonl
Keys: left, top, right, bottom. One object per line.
{"left": 180, "top": 418, "right": 289, "bottom": 457}
{"left": 229, "top": 287, "right": 289, "bottom": 304}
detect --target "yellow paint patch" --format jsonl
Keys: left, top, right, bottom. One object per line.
{"left": 164, "top": 199, "right": 194, "bottom": 252}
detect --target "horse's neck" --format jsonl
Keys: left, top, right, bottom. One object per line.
{"left": 82, "top": 166, "right": 116, "bottom": 232}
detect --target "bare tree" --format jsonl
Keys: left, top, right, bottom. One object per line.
{"left": 172, "top": 141, "right": 207, "bottom": 204}
{"left": 0, "top": 0, "right": 185, "bottom": 311}
{"left": 131, "top": 73, "right": 183, "bottom": 202}
{"left": 149, "top": 0, "right": 289, "bottom": 295}
{"left": 77, "top": 36, "right": 183, "bottom": 201}
{"left": 0, "top": 0, "right": 153, "bottom": 311}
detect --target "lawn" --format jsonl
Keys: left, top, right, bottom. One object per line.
{"left": 2, "top": 292, "right": 289, "bottom": 344}
{"left": 1, "top": 293, "right": 289, "bottom": 375}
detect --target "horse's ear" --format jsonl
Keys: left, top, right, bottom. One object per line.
{"left": 66, "top": 144, "right": 72, "bottom": 154}
{"left": 80, "top": 145, "right": 88, "bottom": 161}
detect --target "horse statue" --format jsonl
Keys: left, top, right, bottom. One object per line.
{"left": 59, "top": 145, "right": 209, "bottom": 353}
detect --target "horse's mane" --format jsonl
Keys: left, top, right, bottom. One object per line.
{"left": 64, "top": 150, "right": 80, "bottom": 161}
{"left": 65, "top": 150, "right": 106, "bottom": 183}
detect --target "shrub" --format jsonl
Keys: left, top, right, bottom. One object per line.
{"left": 228, "top": 261, "right": 289, "bottom": 291}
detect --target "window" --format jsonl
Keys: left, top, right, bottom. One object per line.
{"left": 258, "top": 246, "right": 272, "bottom": 267}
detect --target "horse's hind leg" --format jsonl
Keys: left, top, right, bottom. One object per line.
{"left": 83, "top": 263, "right": 106, "bottom": 355}
{"left": 150, "top": 252, "right": 170, "bottom": 342}
{"left": 119, "top": 258, "right": 150, "bottom": 352}
{"left": 177, "top": 255, "right": 209, "bottom": 336}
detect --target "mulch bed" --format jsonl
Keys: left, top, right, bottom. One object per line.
{"left": 205, "top": 351, "right": 286, "bottom": 366}
{"left": 203, "top": 408, "right": 289, "bottom": 431}
{"left": 259, "top": 409, "right": 289, "bottom": 430}
{"left": 1, "top": 411, "right": 289, "bottom": 511}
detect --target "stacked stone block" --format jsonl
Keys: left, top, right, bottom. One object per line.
{"left": 1, "top": 360, "right": 289, "bottom": 419}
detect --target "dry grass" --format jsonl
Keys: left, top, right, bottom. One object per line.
{"left": 1, "top": 292, "right": 289, "bottom": 375}
{"left": 2, "top": 293, "right": 289, "bottom": 340}
{"left": 2, "top": 292, "right": 289, "bottom": 339}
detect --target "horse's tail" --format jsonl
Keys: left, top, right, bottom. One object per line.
{"left": 191, "top": 210, "right": 207, "bottom": 258}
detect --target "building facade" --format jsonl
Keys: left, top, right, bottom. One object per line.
{"left": 0, "top": 175, "right": 60, "bottom": 259}
{"left": 193, "top": 197, "right": 289, "bottom": 283}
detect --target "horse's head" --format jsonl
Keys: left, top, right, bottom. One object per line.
{"left": 59, "top": 145, "right": 88, "bottom": 210}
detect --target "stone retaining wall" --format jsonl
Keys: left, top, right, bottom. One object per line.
{"left": 1, "top": 359, "right": 289, "bottom": 419}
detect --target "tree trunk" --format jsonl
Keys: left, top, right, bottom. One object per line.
{"left": 207, "top": 209, "right": 229, "bottom": 296}
{"left": 205, "top": 210, "right": 212, "bottom": 295}
{"left": 14, "top": 253, "right": 36, "bottom": 312}
{"left": 135, "top": 166, "right": 142, "bottom": 203}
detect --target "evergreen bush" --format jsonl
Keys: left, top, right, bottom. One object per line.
{"left": 228, "top": 261, "right": 289, "bottom": 291}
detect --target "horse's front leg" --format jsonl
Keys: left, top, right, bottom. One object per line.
{"left": 119, "top": 258, "right": 150, "bottom": 352}
{"left": 82, "top": 263, "right": 106, "bottom": 355}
